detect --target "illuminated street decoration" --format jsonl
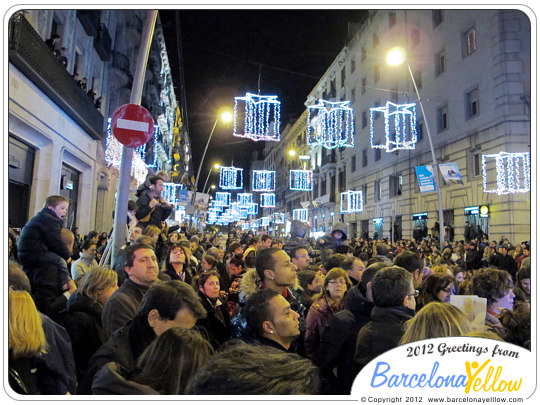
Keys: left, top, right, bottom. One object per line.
{"left": 219, "top": 166, "right": 243, "bottom": 189}
{"left": 252, "top": 170, "right": 276, "bottom": 192}
{"left": 293, "top": 208, "right": 309, "bottom": 222}
{"left": 290, "top": 170, "right": 313, "bottom": 191}
{"left": 245, "top": 203, "right": 259, "bottom": 215}
{"left": 162, "top": 182, "right": 184, "bottom": 205}
{"left": 482, "top": 152, "right": 530, "bottom": 195}
{"left": 307, "top": 99, "right": 355, "bottom": 149}
{"left": 370, "top": 101, "right": 417, "bottom": 152}
{"left": 261, "top": 216, "right": 270, "bottom": 227}
{"left": 214, "top": 192, "right": 232, "bottom": 207}
{"left": 233, "top": 93, "right": 281, "bottom": 141}
{"left": 241, "top": 222, "right": 250, "bottom": 231}
{"left": 272, "top": 212, "right": 285, "bottom": 224}
{"left": 131, "top": 153, "right": 148, "bottom": 186}
{"left": 237, "top": 193, "right": 253, "bottom": 206}
{"left": 340, "top": 190, "right": 364, "bottom": 213}
{"left": 260, "top": 193, "right": 276, "bottom": 208}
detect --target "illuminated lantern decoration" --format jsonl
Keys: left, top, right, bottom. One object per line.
{"left": 214, "top": 192, "right": 232, "bottom": 207}
{"left": 482, "top": 152, "right": 530, "bottom": 195}
{"left": 260, "top": 193, "right": 276, "bottom": 208}
{"left": 370, "top": 101, "right": 417, "bottom": 152}
{"left": 237, "top": 193, "right": 253, "bottom": 206}
{"left": 162, "top": 182, "right": 183, "bottom": 205}
{"left": 293, "top": 208, "right": 309, "bottom": 222}
{"left": 233, "top": 93, "right": 281, "bottom": 142}
{"left": 272, "top": 213, "right": 285, "bottom": 224}
{"left": 252, "top": 170, "right": 276, "bottom": 192}
{"left": 340, "top": 190, "right": 364, "bottom": 213}
{"left": 290, "top": 170, "right": 313, "bottom": 191}
{"left": 219, "top": 166, "right": 243, "bottom": 190}
{"left": 307, "top": 99, "right": 355, "bottom": 149}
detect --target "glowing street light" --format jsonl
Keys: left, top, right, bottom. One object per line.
{"left": 387, "top": 46, "right": 445, "bottom": 252}
{"left": 203, "top": 162, "right": 221, "bottom": 195}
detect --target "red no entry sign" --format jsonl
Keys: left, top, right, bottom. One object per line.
{"left": 110, "top": 104, "right": 154, "bottom": 148}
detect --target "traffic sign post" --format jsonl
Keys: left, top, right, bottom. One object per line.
{"left": 110, "top": 104, "right": 155, "bottom": 147}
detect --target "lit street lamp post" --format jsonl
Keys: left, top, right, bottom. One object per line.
{"left": 387, "top": 47, "right": 445, "bottom": 252}
{"left": 203, "top": 163, "right": 221, "bottom": 195}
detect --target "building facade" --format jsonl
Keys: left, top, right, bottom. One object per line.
{"left": 8, "top": 9, "right": 191, "bottom": 235}
{"left": 261, "top": 9, "right": 531, "bottom": 244}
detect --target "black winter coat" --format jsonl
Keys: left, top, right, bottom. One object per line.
{"left": 317, "top": 286, "right": 373, "bottom": 394}
{"left": 64, "top": 291, "right": 107, "bottom": 384}
{"left": 25, "top": 262, "right": 68, "bottom": 323}
{"left": 354, "top": 306, "right": 415, "bottom": 372}
{"left": 135, "top": 190, "right": 173, "bottom": 228}
{"left": 196, "top": 294, "right": 231, "bottom": 349}
{"left": 17, "top": 207, "right": 71, "bottom": 266}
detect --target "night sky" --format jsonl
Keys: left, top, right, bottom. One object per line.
{"left": 159, "top": 9, "right": 368, "bottom": 189}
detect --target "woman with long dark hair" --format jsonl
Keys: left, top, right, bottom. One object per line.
{"left": 161, "top": 244, "right": 192, "bottom": 285}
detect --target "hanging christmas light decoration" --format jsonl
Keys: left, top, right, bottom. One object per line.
{"left": 252, "top": 170, "right": 277, "bottom": 192}
{"left": 260, "top": 193, "right": 276, "bottom": 208}
{"left": 482, "top": 152, "right": 531, "bottom": 195}
{"left": 219, "top": 166, "right": 244, "bottom": 190}
{"left": 370, "top": 101, "right": 417, "bottom": 152}
{"left": 290, "top": 170, "right": 313, "bottom": 191}
{"left": 233, "top": 92, "right": 281, "bottom": 142}
{"left": 261, "top": 217, "right": 270, "bottom": 227}
{"left": 245, "top": 203, "right": 259, "bottom": 215}
{"left": 237, "top": 193, "right": 253, "bottom": 206}
{"left": 131, "top": 153, "right": 148, "bottom": 186}
{"left": 340, "top": 190, "right": 365, "bottom": 213}
{"left": 241, "top": 222, "right": 250, "bottom": 231}
{"left": 214, "top": 192, "right": 232, "bottom": 207}
{"left": 162, "top": 182, "right": 183, "bottom": 205}
{"left": 307, "top": 99, "right": 355, "bottom": 149}
{"left": 272, "top": 212, "right": 285, "bottom": 224}
{"left": 293, "top": 208, "right": 309, "bottom": 222}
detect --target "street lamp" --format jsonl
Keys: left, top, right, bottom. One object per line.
{"left": 387, "top": 47, "right": 445, "bottom": 252}
{"left": 203, "top": 163, "right": 221, "bottom": 195}
{"left": 194, "top": 110, "right": 232, "bottom": 191}
{"left": 206, "top": 184, "right": 216, "bottom": 194}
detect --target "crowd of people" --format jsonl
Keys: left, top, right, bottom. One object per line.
{"left": 7, "top": 177, "right": 531, "bottom": 395}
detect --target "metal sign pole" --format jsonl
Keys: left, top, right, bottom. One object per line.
{"left": 111, "top": 10, "right": 158, "bottom": 267}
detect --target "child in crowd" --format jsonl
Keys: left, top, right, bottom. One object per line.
{"left": 17, "top": 195, "right": 76, "bottom": 292}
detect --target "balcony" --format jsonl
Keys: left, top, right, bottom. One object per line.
{"left": 320, "top": 152, "right": 337, "bottom": 170}
{"left": 77, "top": 10, "right": 100, "bottom": 37}
{"left": 9, "top": 15, "right": 104, "bottom": 140}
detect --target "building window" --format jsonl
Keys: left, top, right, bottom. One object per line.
{"left": 375, "top": 147, "right": 381, "bottom": 161}
{"left": 411, "top": 27, "right": 420, "bottom": 46}
{"left": 412, "top": 70, "right": 422, "bottom": 89}
{"left": 351, "top": 87, "right": 356, "bottom": 103}
{"left": 466, "top": 86, "right": 480, "bottom": 118}
{"left": 437, "top": 104, "right": 449, "bottom": 132}
{"left": 362, "top": 110, "right": 368, "bottom": 128}
{"left": 351, "top": 58, "right": 356, "bottom": 73}
{"left": 362, "top": 149, "right": 368, "bottom": 167}
{"left": 341, "top": 66, "right": 346, "bottom": 88}
{"left": 374, "top": 180, "right": 382, "bottom": 201}
{"left": 435, "top": 49, "right": 446, "bottom": 76}
{"left": 391, "top": 88, "right": 399, "bottom": 103}
{"left": 473, "top": 152, "right": 481, "bottom": 177}
{"left": 416, "top": 120, "right": 424, "bottom": 142}
{"left": 361, "top": 77, "right": 366, "bottom": 94}
{"left": 389, "top": 174, "right": 403, "bottom": 197}
{"left": 374, "top": 64, "right": 380, "bottom": 83}
{"left": 351, "top": 155, "right": 357, "bottom": 172}
{"left": 373, "top": 31, "right": 379, "bottom": 48}
{"left": 463, "top": 26, "right": 477, "bottom": 57}
{"left": 330, "top": 78, "right": 336, "bottom": 98}
{"left": 389, "top": 11, "right": 396, "bottom": 29}
{"left": 361, "top": 46, "right": 366, "bottom": 62}
{"left": 432, "top": 10, "right": 444, "bottom": 27}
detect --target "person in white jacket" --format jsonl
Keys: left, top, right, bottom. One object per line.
{"left": 71, "top": 239, "right": 99, "bottom": 285}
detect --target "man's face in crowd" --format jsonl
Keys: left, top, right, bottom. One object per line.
{"left": 348, "top": 258, "right": 365, "bottom": 282}
{"left": 126, "top": 248, "right": 159, "bottom": 286}
{"left": 291, "top": 248, "right": 311, "bottom": 271}
{"left": 267, "top": 295, "right": 300, "bottom": 339}
{"left": 262, "top": 238, "right": 273, "bottom": 248}
{"left": 269, "top": 250, "right": 297, "bottom": 287}
{"left": 129, "top": 226, "right": 143, "bottom": 242}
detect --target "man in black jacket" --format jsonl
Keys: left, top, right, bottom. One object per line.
{"left": 80, "top": 280, "right": 206, "bottom": 394}
{"left": 317, "top": 262, "right": 387, "bottom": 394}
{"left": 354, "top": 266, "right": 416, "bottom": 373}
{"left": 135, "top": 175, "right": 173, "bottom": 228}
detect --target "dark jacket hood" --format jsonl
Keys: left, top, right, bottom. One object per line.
{"left": 331, "top": 222, "right": 348, "bottom": 239}
{"left": 290, "top": 220, "right": 309, "bottom": 238}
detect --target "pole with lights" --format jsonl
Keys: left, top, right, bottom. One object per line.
{"left": 387, "top": 47, "right": 445, "bottom": 252}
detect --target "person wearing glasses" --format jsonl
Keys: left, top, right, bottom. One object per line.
{"left": 354, "top": 266, "right": 416, "bottom": 373}
{"left": 416, "top": 274, "right": 456, "bottom": 310}
{"left": 305, "top": 268, "right": 352, "bottom": 360}
{"left": 290, "top": 247, "right": 312, "bottom": 272}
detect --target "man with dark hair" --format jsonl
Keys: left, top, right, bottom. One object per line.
{"left": 242, "top": 236, "right": 261, "bottom": 264}
{"left": 489, "top": 244, "right": 517, "bottom": 278}
{"left": 354, "top": 266, "right": 416, "bottom": 372}
{"left": 393, "top": 250, "right": 424, "bottom": 289}
{"left": 317, "top": 261, "right": 386, "bottom": 394}
{"left": 80, "top": 280, "right": 206, "bottom": 394}
{"left": 320, "top": 253, "right": 347, "bottom": 275}
{"left": 374, "top": 243, "right": 393, "bottom": 266}
{"left": 290, "top": 246, "right": 312, "bottom": 272}
{"left": 230, "top": 247, "right": 305, "bottom": 351}
{"left": 185, "top": 340, "right": 320, "bottom": 395}
{"left": 342, "top": 256, "right": 366, "bottom": 286}
{"left": 135, "top": 176, "right": 173, "bottom": 228}
{"left": 245, "top": 289, "right": 301, "bottom": 351}
{"left": 282, "top": 220, "right": 312, "bottom": 257}
{"left": 261, "top": 234, "right": 273, "bottom": 249}
{"left": 101, "top": 243, "right": 160, "bottom": 337}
